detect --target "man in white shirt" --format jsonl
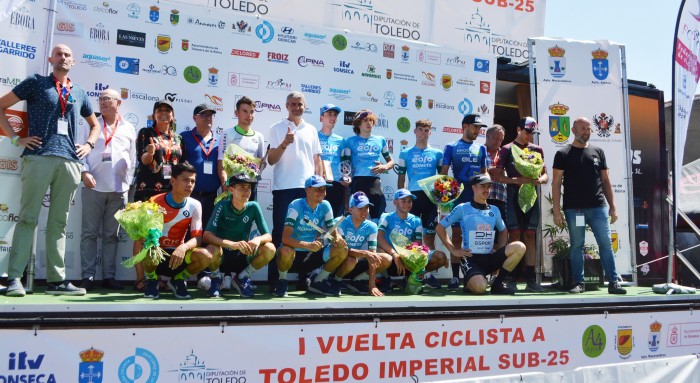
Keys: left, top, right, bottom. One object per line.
{"left": 79, "top": 88, "right": 136, "bottom": 290}
{"left": 266, "top": 91, "right": 323, "bottom": 290}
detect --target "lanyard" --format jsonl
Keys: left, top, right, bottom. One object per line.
{"left": 54, "top": 76, "right": 72, "bottom": 117}
{"left": 155, "top": 127, "right": 173, "bottom": 163}
{"left": 191, "top": 130, "right": 214, "bottom": 158}
{"left": 102, "top": 115, "right": 120, "bottom": 147}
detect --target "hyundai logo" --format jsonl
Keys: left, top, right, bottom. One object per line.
{"left": 281, "top": 27, "right": 293, "bottom": 34}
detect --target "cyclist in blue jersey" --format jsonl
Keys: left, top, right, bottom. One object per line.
{"left": 333, "top": 192, "right": 392, "bottom": 296}
{"left": 436, "top": 174, "right": 526, "bottom": 295}
{"left": 275, "top": 175, "right": 348, "bottom": 297}
{"left": 440, "top": 113, "right": 487, "bottom": 290}
{"left": 318, "top": 104, "right": 346, "bottom": 217}
{"left": 377, "top": 189, "right": 448, "bottom": 291}
{"left": 396, "top": 119, "right": 443, "bottom": 250}
{"left": 340, "top": 109, "right": 394, "bottom": 219}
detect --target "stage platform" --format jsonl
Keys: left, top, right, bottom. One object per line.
{"left": 2, "top": 282, "right": 699, "bottom": 327}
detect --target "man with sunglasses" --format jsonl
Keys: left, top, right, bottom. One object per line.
{"left": 491, "top": 117, "right": 548, "bottom": 292}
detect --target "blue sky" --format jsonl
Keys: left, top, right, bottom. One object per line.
{"left": 544, "top": 0, "right": 682, "bottom": 101}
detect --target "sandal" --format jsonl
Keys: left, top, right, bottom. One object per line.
{"left": 133, "top": 278, "right": 145, "bottom": 292}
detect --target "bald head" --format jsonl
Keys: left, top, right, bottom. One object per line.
{"left": 571, "top": 117, "right": 591, "bottom": 145}
{"left": 48, "top": 44, "right": 74, "bottom": 74}
{"left": 98, "top": 88, "right": 121, "bottom": 118}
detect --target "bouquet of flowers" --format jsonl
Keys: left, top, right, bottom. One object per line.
{"left": 418, "top": 175, "right": 464, "bottom": 214}
{"left": 216, "top": 144, "right": 262, "bottom": 204}
{"left": 390, "top": 232, "right": 429, "bottom": 294}
{"left": 114, "top": 201, "right": 169, "bottom": 267}
{"left": 511, "top": 145, "right": 544, "bottom": 213}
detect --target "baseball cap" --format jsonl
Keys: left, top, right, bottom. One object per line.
{"left": 461, "top": 114, "right": 487, "bottom": 127}
{"left": 227, "top": 172, "right": 257, "bottom": 186}
{"left": 153, "top": 99, "right": 173, "bottom": 113}
{"left": 320, "top": 104, "right": 341, "bottom": 115}
{"left": 393, "top": 188, "right": 417, "bottom": 200}
{"left": 518, "top": 117, "right": 539, "bottom": 133}
{"left": 193, "top": 103, "right": 216, "bottom": 116}
{"left": 349, "top": 192, "right": 373, "bottom": 208}
{"left": 470, "top": 173, "right": 492, "bottom": 186}
{"left": 305, "top": 175, "right": 332, "bottom": 188}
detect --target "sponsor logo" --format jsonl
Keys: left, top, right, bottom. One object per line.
{"left": 266, "top": 78, "right": 293, "bottom": 91}
{"left": 126, "top": 90, "right": 159, "bottom": 102}
{"left": 639, "top": 240, "right": 649, "bottom": 256}
{"left": 9, "top": 6, "right": 35, "bottom": 30}
{"left": 233, "top": 19, "right": 252, "bottom": 33}
{"left": 343, "top": 111, "right": 356, "bottom": 126}
{"left": 593, "top": 113, "right": 615, "bottom": 137}
{"left": 229, "top": 72, "right": 259, "bottom": 88}
{"left": 126, "top": 3, "right": 140, "bottom": 19}
{"left": 298, "top": 56, "right": 325, "bottom": 67}
{"left": 332, "top": 34, "right": 347, "bottom": 50}
{"left": 118, "top": 348, "right": 159, "bottom": 383}
{"left": 187, "top": 16, "right": 226, "bottom": 30}
{"left": 3, "top": 351, "right": 56, "bottom": 383}
{"left": 81, "top": 53, "right": 110, "bottom": 68}
{"left": 0, "top": 76, "right": 22, "bottom": 87}
{"left": 205, "top": 94, "right": 223, "bottom": 111}
{"left": 147, "top": 5, "right": 160, "bottom": 23}
{"left": 442, "top": 126, "right": 463, "bottom": 134}
{"left": 334, "top": 60, "right": 354, "bottom": 74}
{"left": 477, "top": 104, "right": 489, "bottom": 116}
{"left": 278, "top": 26, "right": 297, "bottom": 43}
{"left": 592, "top": 48, "right": 609, "bottom": 80}
{"left": 168, "top": 350, "right": 247, "bottom": 381}
{"left": 458, "top": 98, "right": 473, "bottom": 116}
{"left": 123, "top": 113, "right": 139, "bottom": 127}
{"left": 648, "top": 321, "right": 662, "bottom": 353}
{"left": 361, "top": 65, "right": 381, "bottom": 79}
{"left": 170, "top": 9, "right": 180, "bottom": 25}
{"left": 350, "top": 41, "right": 378, "bottom": 53}
{"left": 156, "top": 34, "right": 171, "bottom": 53}
{"left": 301, "top": 84, "right": 321, "bottom": 94}
{"left": 211, "top": 0, "right": 269, "bottom": 15}
{"left": 397, "top": 117, "right": 411, "bottom": 133}
{"left": 417, "top": 50, "right": 440, "bottom": 65}
{"left": 303, "top": 32, "right": 326, "bottom": 45}
{"left": 328, "top": 88, "right": 351, "bottom": 101}
{"left": 208, "top": 67, "right": 219, "bottom": 87}
{"left": 87, "top": 83, "right": 110, "bottom": 99}
{"left": 383, "top": 43, "right": 395, "bottom": 58}
{"left": 360, "top": 91, "right": 378, "bottom": 103}
{"left": 615, "top": 326, "right": 634, "bottom": 359}
{"left": 184, "top": 66, "right": 202, "bottom": 84}
{"left": 267, "top": 52, "right": 289, "bottom": 64}
{"left": 387, "top": 70, "right": 416, "bottom": 82}
{"left": 474, "top": 58, "right": 490, "bottom": 73}
{"left": 456, "top": 78, "right": 475, "bottom": 88}
{"left": 181, "top": 39, "right": 189, "bottom": 51}
{"left": 55, "top": 19, "right": 84, "bottom": 36}
{"left": 78, "top": 348, "right": 104, "bottom": 383}
{"left": 435, "top": 101, "right": 453, "bottom": 110}
{"left": 441, "top": 74, "right": 452, "bottom": 90}
{"left": 548, "top": 102, "right": 571, "bottom": 143}
{"left": 383, "top": 91, "right": 395, "bottom": 107}
{"left": 115, "top": 56, "right": 139, "bottom": 75}
{"left": 164, "top": 92, "right": 193, "bottom": 104}
{"left": 401, "top": 45, "right": 410, "bottom": 62}
{"left": 254, "top": 100, "right": 282, "bottom": 113}
{"left": 231, "top": 49, "right": 260, "bottom": 58}
{"left": 421, "top": 72, "right": 435, "bottom": 87}
{"left": 0, "top": 157, "right": 20, "bottom": 175}
{"left": 117, "top": 29, "right": 146, "bottom": 48}
{"left": 399, "top": 92, "right": 408, "bottom": 108}
{"left": 0, "top": 39, "right": 37, "bottom": 59}
{"left": 58, "top": 0, "right": 87, "bottom": 11}
{"left": 89, "top": 22, "right": 110, "bottom": 42}
{"left": 415, "top": 95, "right": 423, "bottom": 110}
{"left": 185, "top": 41, "right": 224, "bottom": 55}
{"left": 5, "top": 110, "right": 26, "bottom": 135}
{"left": 94, "top": 2, "right": 118, "bottom": 15}
{"left": 255, "top": 21, "right": 274, "bottom": 43}
{"left": 548, "top": 45, "right": 566, "bottom": 78}
{"left": 480, "top": 80, "right": 490, "bottom": 94}
{"left": 446, "top": 55, "right": 466, "bottom": 67}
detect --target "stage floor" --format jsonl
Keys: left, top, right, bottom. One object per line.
{"left": 2, "top": 282, "right": 699, "bottom": 326}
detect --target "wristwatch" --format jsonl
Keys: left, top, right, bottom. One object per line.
{"left": 85, "top": 141, "right": 95, "bottom": 149}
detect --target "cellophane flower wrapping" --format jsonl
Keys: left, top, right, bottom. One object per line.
{"left": 216, "top": 143, "right": 262, "bottom": 204}
{"left": 510, "top": 144, "right": 544, "bottom": 213}
{"left": 417, "top": 175, "right": 464, "bottom": 214}
{"left": 390, "top": 231, "right": 429, "bottom": 294}
{"left": 114, "top": 201, "right": 169, "bottom": 267}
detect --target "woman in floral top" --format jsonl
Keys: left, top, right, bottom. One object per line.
{"left": 132, "top": 99, "right": 183, "bottom": 290}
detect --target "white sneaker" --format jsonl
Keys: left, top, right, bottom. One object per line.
{"left": 6, "top": 278, "right": 26, "bottom": 297}
{"left": 222, "top": 275, "right": 232, "bottom": 290}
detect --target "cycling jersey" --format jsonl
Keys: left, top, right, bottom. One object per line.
{"left": 150, "top": 193, "right": 203, "bottom": 249}
{"left": 440, "top": 202, "right": 505, "bottom": 254}
{"left": 341, "top": 135, "right": 391, "bottom": 177}
{"left": 378, "top": 212, "right": 423, "bottom": 250}
{"left": 318, "top": 131, "right": 344, "bottom": 182}
{"left": 285, "top": 198, "right": 334, "bottom": 251}
{"left": 396, "top": 146, "right": 443, "bottom": 191}
{"left": 337, "top": 218, "right": 378, "bottom": 251}
{"left": 205, "top": 197, "right": 269, "bottom": 242}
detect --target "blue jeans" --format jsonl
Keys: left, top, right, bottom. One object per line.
{"left": 564, "top": 207, "right": 619, "bottom": 284}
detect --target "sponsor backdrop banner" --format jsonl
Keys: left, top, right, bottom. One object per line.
{"left": 0, "top": 0, "right": 52, "bottom": 275}
{"left": 0, "top": 0, "right": 496, "bottom": 279}
{"left": 532, "top": 38, "right": 632, "bottom": 275}
{"left": 0, "top": 310, "right": 696, "bottom": 382}
{"left": 198, "top": 0, "right": 546, "bottom": 60}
